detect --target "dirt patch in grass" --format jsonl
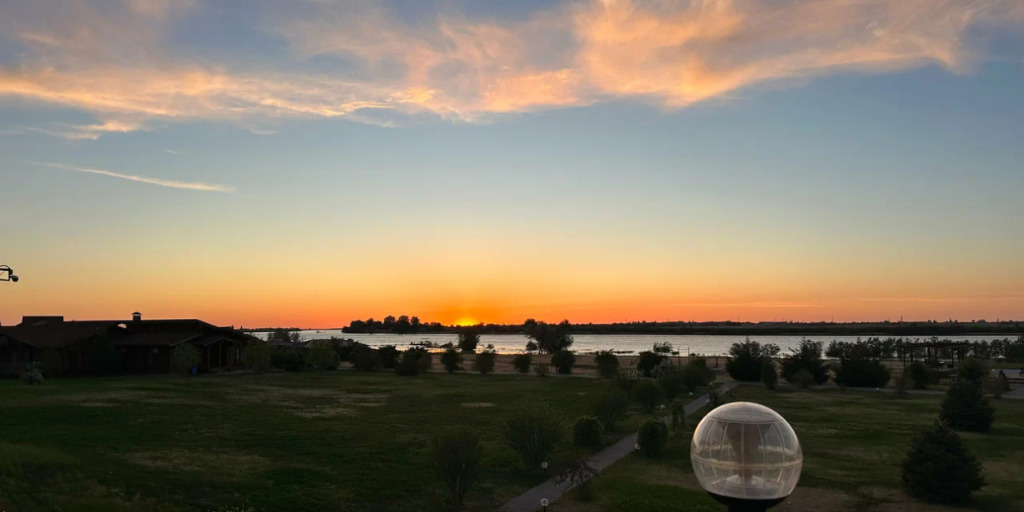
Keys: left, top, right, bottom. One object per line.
{"left": 78, "top": 402, "right": 117, "bottom": 407}
{"left": 124, "top": 450, "right": 269, "bottom": 478}
{"left": 460, "top": 402, "right": 495, "bottom": 408}
{"left": 293, "top": 406, "right": 355, "bottom": 418}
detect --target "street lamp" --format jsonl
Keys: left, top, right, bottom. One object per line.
{"left": 0, "top": 265, "right": 17, "bottom": 283}
{"left": 690, "top": 402, "right": 802, "bottom": 512}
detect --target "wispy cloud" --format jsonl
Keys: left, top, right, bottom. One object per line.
{"left": 0, "top": 0, "right": 1021, "bottom": 136}
{"left": 34, "top": 162, "right": 235, "bottom": 193}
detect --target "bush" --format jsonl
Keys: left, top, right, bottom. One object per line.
{"left": 272, "top": 347, "right": 306, "bottom": 372}
{"left": 458, "top": 331, "right": 480, "bottom": 353}
{"left": 761, "top": 361, "right": 778, "bottom": 390}
{"left": 780, "top": 340, "right": 829, "bottom": 385}
{"left": 333, "top": 340, "right": 368, "bottom": 362}
{"left": 682, "top": 357, "right": 716, "bottom": 392}
{"left": 573, "top": 417, "right": 604, "bottom": 447}
{"left": 657, "top": 372, "right": 685, "bottom": 402}
{"left": 634, "top": 351, "right": 664, "bottom": 377}
{"left": 833, "top": 342, "right": 891, "bottom": 388}
{"left": 958, "top": 357, "right": 987, "bottom": 385}
{"left": 440, "top": 348, "right": 462, "bottom": 373}
{"left": 940, "top": 379, "right": 994, "bottom": 432}
{"left": 306, "top": 341, "right": 340, "bottom": 371}
{"left": 242, "top": 343, "right": 274, "bottom": 373}
{"left": 902, "top": 420, "right": 985, "bottom": 504}
{"left": 523, "top": 319, "right": 574, "bottom": 353}
{"left": 637, "top": 420, "right": 669, "bottom": 457}
{"left": 351, "top": 347, "right": 382, "bottom": 372}
{"left": 432, "top": 427, "right": 482, "bottom": 512}
{"left": 725, "top": 339, "right": 778, "bottom": 382}
{"left": 472, "top": 350, "right": 496, "bottom": 375}
{"left": 501, "top": 402, "right": 565, "bottom": 466}
{"left": 594, "top": 351, "right": 620, "bottom": 379}
{"left": 592, "top": 387, "right": 630, "bottom": 431}
{"left": 991, "top": 370, "right": 1010, "bottom": 398}
{"left": 551, "top": 350, "right": 576, "bottom": 374}
{"left": 791, "top": 369, "right": 815, "bottom": 389}
{"left": 378, "top": 345, "right": 400, "bottom": 369}
{"left": 631, "top": 380, "right": 666, "bottom": 413}
{"left": 533, "top": 364, "right": 549, "bottom": 377}
{"left": 671, "top": 400, "right": 686, "bottom": 429}
{"left": 615, "top": 370, "right": 640, "bottom": 393}
{"left": 20, "top": 368, "right": 45, "bottom": 385}
{"left": 396, "top": 348, "right": 432, "bottom": 376}
{"left": 905, "top": 362, "right": 937, "bottom": 390}
{"left": 512, "top": 353, "right": 532, "bottom": 373}
{"left": 171, "top": 343, "right": 200, "bottom": 374}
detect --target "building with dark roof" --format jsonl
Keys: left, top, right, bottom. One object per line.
{"left": 0, "top": 313, "right": 260, "bottom": 377}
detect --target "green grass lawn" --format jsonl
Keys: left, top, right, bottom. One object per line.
{"left": 555, "top": 386, "right": 1024, "bottom": 512}
{"left": 0, "top": 371, "right": 646, "bottom": 512}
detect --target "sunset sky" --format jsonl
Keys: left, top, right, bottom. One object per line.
{"left": 2, "top": 0, "right": 1024, "bottom": 328}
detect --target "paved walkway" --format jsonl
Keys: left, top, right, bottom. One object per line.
{"left": 733, "top": 380, "right": 1024, "bottom": 400}
{"left": 498, "top": 382, "right": 737, "bottom": 512}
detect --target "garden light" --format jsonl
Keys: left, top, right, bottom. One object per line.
{"left": 690, "top": 402, "right": 803, "bottom": 512}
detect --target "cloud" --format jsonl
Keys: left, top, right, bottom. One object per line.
{"left": 0, "top": 0, "right": 1021, "bottom": 136}
{"left": 34, "top": 162, "right": 235, "bottom": 193}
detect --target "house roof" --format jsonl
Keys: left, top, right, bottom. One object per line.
{"left": 1, "top": 321, "right": 122, "bottom": 349}
{"left": 115, "top": 332, "right": 202, "bottom": 347}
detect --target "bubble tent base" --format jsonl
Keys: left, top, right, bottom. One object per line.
{"left": 706, "top": 492, "right": 787, "bottom": 512}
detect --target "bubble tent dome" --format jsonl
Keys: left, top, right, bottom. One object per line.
{"left": 690, "top": 402, "right": 803, "bottom": 512}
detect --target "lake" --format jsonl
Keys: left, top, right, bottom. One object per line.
{"left": 251, "top": 330, "right": 1019, "bottom": 356}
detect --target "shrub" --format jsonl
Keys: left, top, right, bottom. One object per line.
{"left": 940, "top": 379, "right": 994, "bottom": 432}
{"left": 631, "top": 380, "right": 666, "bottom": 413}
{"left": 636, "top": 351, "right": 666, "bottom": 377}
{"left": 501, "top": 402, "right": 565, "bottom": 466}
{"left": 791, "top": 369, "right": 814, "bottom": 389}
{"left": 523, "top": 319, "right": 574, "bottom": 353}
{"left": 905, "top": 362, "right": 937, "bottom": 390}
{"left": 512, "top": 353, "right": 532, "bottom": 373}
{"left": 351, "top": 347, "right": 382, "bottom": 372}
{"left": 671, "top": 400, "right": 686, "bottom": 430}
{"left": 171, "top": 343, "right": 200, "bottom": 374}
{"left": 833, "top": 342, "right": 891, "bottom": 388}
{"left": 551, "top": 350, "right": 576, "bottom": 374}
{"left": 242, "top": 343, "right": 274, "bottom": 374}
{"left": 615, "top": 370, "right": 640, "bottom": 393}
{"left": 761, "top": 361, "right": 778, "bottom": 390}
{"left": 396, "top": 348, "right": 432, "bottom": 376}
{"left": 458, "top": 331, "right": 480, "bottom": 353}
{"left": 594, "top": 351, "right": 620, "bottom": 379}
{"left": 533, "top": 364, "right": 550, "bottom": 377}
{"left": 333, "top": 340, "right": 368, "bottom": 362}
{"left": 306, "top": 341, "right": 340, "bottom": 371}
{"left": 682, "top": 357, "right": 716, "bottom": 392}
{"left": 902, "top": 421, "right": 985, "bottom": 504}
{"left": 378, "top": 345, "right": 400, "bottom": 369}
{"left": 20, "top": 368, "right": 45, "bottom": 385}
{"left": 990, "top": 370, "right": 1010, "bottom": 398}
{"left": 573, "top": 417, "right": 604, "bottom": 447}
{"left": 725, "top": 339, "right": 779, "bottom": 382}
{"left": 652, "top": 342, "right": 673, "bottom": 354}
{"left": 472, "top": 350, "right": 496, "bottom": 375}
{"left": 440, "top": 348, "right": 462, "bottom": 373}
{"left": 592, "top": 388, "right": 630, "bottom": 431}
{"left": 780, "top": 340, "right": 829, "bottom": 385}
{"left": 637, "top": 420, "right": 669, "bottom": 457}
{"left": 272, "top": 347, "right": 306, "bottom": 372}
{"left": 432, "top": 427, "right": 482, "bottom": 512}
{"left": 657, "top": 372, "right": 685, "bottom": 402}
{"left": 958, "top": 357, "right": 987, "bottom": 385}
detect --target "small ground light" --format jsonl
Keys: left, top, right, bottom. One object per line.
{"left": 541, "top": 461, "right": 548, "bottom": 470}
{"left": 540, "top": 497, "right": 549, "bottom": 511}
{"left": 634, "top": 442, "right": 640, "bottom": 454}
{"left": 690, "top": 402, "right": 803, "bottom": 512}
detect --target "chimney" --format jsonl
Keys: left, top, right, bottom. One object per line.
{"left": 132, "top": 312, "right": 142, "bottom": 322}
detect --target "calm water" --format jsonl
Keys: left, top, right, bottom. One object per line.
{"left": 252, "top": 330, "right": 1018, "bottom": 356}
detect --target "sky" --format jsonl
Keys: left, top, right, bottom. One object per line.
{"left": 1, "top": 0, "right": 1024, "bottom": 328}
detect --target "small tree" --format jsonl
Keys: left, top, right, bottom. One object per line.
{"left": 432, "top": 427, "right": 482, "bottom": 512}
{"left": 761, "top": 361, "right": 778, "bottom": 390}
{"left": 682, "top": 356, "right": 716, "bottom": 392}
{"left": 637, "top": 420, "right": 669, "bottom": 457}
{"left": 440, "top": 348, "right": 463, "bottom": 374}
{"left": 725, "top": 339, "right": 779, "bottom": 382}
{"left": 501, "top": 402, "right": 565, "bottom": 466}
{"left": 242, "top": 342, "right": 273, "bottom": 374}
{"left": 533, "top": 363, "right": 550, "bottom": 377}
{"left": 592, "top": 387, "right": 630, "bottom": 431}
{"left": 636, "top": 351, "right": 666, "bottom": 377}
{"left": 594, "top": 351, "right": 619, "bottom": 378}
{"left": 512, "top": 353, "right": 532, "bottom": 373}
{"left": 472, "top": 350, "right": 496, "bottom": 375}
{"left": 780, "top": 340, "right": 829, "bottom": 385}
{"left": 573, "top": 417, "right": 604, "bottom": 447}
{"left": 171, "top": 343, "right": 200, "bottom": 374}
{"left": 902, "top": 421, "right": 985, "bottom": 504}
{"left": 351, "top": 347, "right": 382, "bottom": 372}
{"left": 658, "top": 372, "right": 685, "bottom": 402}
{"left": 551, "top": 350, "right": 576, "bottom": 374}
{"left": 833, "top": 342, "right": 890, "bottom": 388}
{"left": 306, "top": 340, "right": 339, "bottom": 371}
{"left": 396, "top": 348, "right": 431, "bottom": 376}
{"left": 523, "top": 319, "right": 574, "bottom": 353}
{"left": 791, "top": 369, "right": 814, "bottom": 389}
{"left": 631, "top": 380, "right": 666, "bottom": 414}
{"left": 958, "top": 357, "right": 987, "bottom": 385}
{"left": 378, "top": 345, "right": 400, "bottom": 369}
{"left": 940, "top": 379, "right": 994, "bottom": 432}
{"left": 458, "top": 330, "right": 480, "bottom": 353}
{"left": 905, "top": 362, "right": 937, "bottom": 390}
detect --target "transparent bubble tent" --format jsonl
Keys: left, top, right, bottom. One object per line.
{"left": 690, "top": 402, "right": 802, "bottom": 509}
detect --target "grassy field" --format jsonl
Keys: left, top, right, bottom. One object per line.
{"left": 555, "top": 386, "right": 1024, "bottom": 512}
{"left": 0, "top": 371, "right": 649, "bottom": 512}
